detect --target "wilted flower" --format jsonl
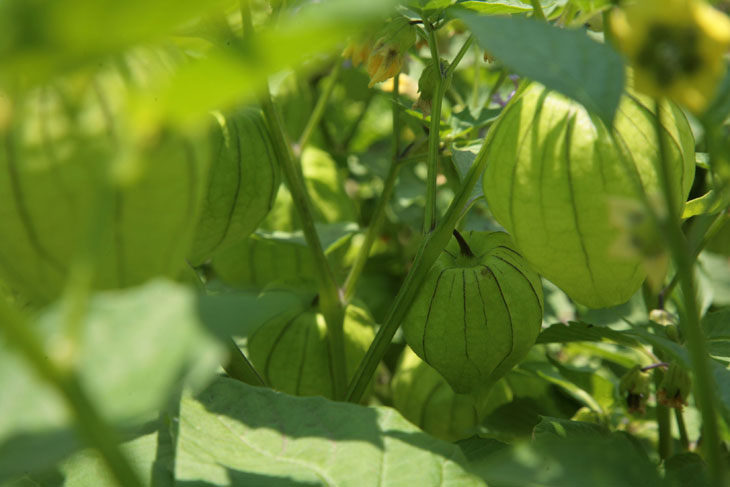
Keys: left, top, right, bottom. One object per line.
{"left": 365, "top": 16, "right": 416, "bottom": 88}
{"left": 657, "top": 362, "right": 692, "bottom": 409}
{"left": 619, "top": 365, "right": 651, "bottom": 414}
{"left": 611, "top": 0, "right": 730, "bottom": 113}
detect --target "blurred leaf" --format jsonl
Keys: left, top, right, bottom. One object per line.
{"left": 699, "top": 253, "right": 730, "bottom": 307}
{"left": 664, "top": 452, "right": 710, "bottom": 487}
{"left": 701, "top": 60, "right": 730, "bottom": 126}
{"left": 0, "top": 280, "right": 223, "bottom": 482}
{"left": 175, "top": 377, "right": 486, "bottom": 486}
{"left": 468, "top": 419, "right": 660, "bottom": 487}
{"left": 455, "top": 12, "right": 624, "bottom": 126}
{"left": 0, "top": 0, "right": 226, "bottom": 86}
{"left": 196, "top": 286, "right": 312, "bottom": 339}
{"left": 451, "top": 142, "right": 485, "bottom": 201}
{"left": 143, "top": 0, "right": 397, "bottom": 125}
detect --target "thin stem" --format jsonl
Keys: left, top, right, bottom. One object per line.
{"left": 262, "top": 91, "right": 347, "bottom": 399}
{"left": 662, "top": 210, "right": 729, "bottom": 299}
{"left": 295, "top": 60, "right": 342, "bottom": 157}
{"left": 343, "top": 76, "right": 401, "bottom": 302}
{"left": 345, "top": 128, "right": 493, "bottom": 403}
{"left": 242, "top": 0, "right": 347, "bottom": 399}
{"left": 223, "top": 338, "right": 266, "bottom": 387}
{"left": 676, "top": 408, "right": 690, "bottom": 451}
{"left": 530, "top": 0, "right": 546, "bottom": 21}
{"left": 445, "top": 35, "right": 474, "bottom": 79}
{"left": 423, "top": 21, "right": 444, "bottom": 233}
{"left": 654, "top": 100, "right": 723, "bottom": 486}
{"left": 0, "top": 301, "right": 143, "bottom": 487}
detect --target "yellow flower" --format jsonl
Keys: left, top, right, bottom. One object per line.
{"left": 612, "top": 0, "right": 730, "bottom": 113}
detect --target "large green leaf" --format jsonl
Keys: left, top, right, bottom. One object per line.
{"left": 175, "top": 377, "right": 485, "bottom": 486}
{"left": 466, "top": 416, "right": 661, "bottom": 487}
{"left": 0, "top": 280, "right": 223, "bottom": 482}
{"left": 455, "top": 12, "right": 624, "bottom": 126}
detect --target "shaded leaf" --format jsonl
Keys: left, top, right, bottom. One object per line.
{"left": 0, "top": 280, "right": 223, "bottom": 481}
{"left": 175, "top": 377, "right": 485, "bottom": 486}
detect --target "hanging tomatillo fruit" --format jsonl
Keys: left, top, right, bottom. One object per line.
{"left": 483, "top": 81, "right": 695, "bottom": 308}
{"left": 402, "top": 230, "right": 543, "bottom": 395}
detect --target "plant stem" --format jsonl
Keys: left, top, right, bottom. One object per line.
{"left": 653, "top": 100, "right": 723, "bottom": 486}
{"left": 676, "top": 408, "right": 690, "bottom": 451}
{"left": 423, "top": 21, "right": 444, "bottom": 233}
{"left": 345, "top": 130, "right": 492, "bottom": 403}
{"left": 242, "top": 0, "right": 347, "bottom": 399}
{"left": 654, "top": 370, "right": 674, "bottom": 460}
{"left": 530, "top": 0, "right": 546, "bottom": 21}
{"left": 446, "top": 35, "right": 474, "bottom": 79}
{"left": 343, "top": 76, "right": 401, "bottom": 302}
{"left": 0, "top": 301, "right": 142, "bottom": 487}
{"left": 261, "top": 91, "right": 347, "bottom": 399}
{"left": 295, "top": 60, "right": 342, "bottom": 157}
{"left": 662, "top": 210, "right": 729, "bottom": 299}
{"left": 223, "top": 337, "right": 266, "bottom": 387}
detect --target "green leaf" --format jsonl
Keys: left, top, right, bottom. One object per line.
{"left": 451, "top": 143, "right": 485, "bottom": 201}
{"left": 665, "top": 452, "right": 710, "bottom": 487}
{"left": 455, "top": 12, "right": 624, "bottom": 126}
{"left": 456, "top": 0, "right": 534, "bottom": 15}
{"left": 196, "top": 286, "right": 312, "bottom": 339}
{"left": 0, "top": 280, "right": 223, "bottom": 481}
{"left": 468, "top": 418, "right": 660, "bottom": 487}
{"left": 537, "top": 321, "right": 641, "bottom": 347}
{"left": 175, "top": 377, "right": 486, "bottom": 486}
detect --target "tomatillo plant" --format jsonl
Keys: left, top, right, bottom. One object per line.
{"left": 2, "top": 1, "right": 730, "bottom": 487}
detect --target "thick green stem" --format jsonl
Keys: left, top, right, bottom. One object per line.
{"left": 654, "top": 100, "right": 723, "bottom": 486}
{"left": 295, "top": 60, "right": 342, "bottom": 156}
{"left": 0, "top": 301, "right": 142, "bottom": 487}
{"left": 345, "top": 132, "right": 492, "bottom": 403}
{"left": 343, "top": 76, "right": 401, "bottom": 302}
{"left": 223, "top": 338, "right": 266, "bottom": 387}
{"left": 423, "top": 22, "right": 444, "bottom": 233}
{"left": 530, "top": 0, "right": 546, "bottom": 21}
{"left": 242, "top": 1, "right": 347, "bottom": 399}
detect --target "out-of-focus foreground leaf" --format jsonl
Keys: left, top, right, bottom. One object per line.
{"left": 0, "top": 280, "right": 224, "bottom": 482}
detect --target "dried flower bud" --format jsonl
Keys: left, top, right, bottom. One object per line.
{"left": 366, "top": 16, "right": 416, "bottom": 87}
{"left": 657, "top": 362, "right": 692, "bottom": 409}
{"left": 619, "top": 365, "right": 651, "bottom": 414}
